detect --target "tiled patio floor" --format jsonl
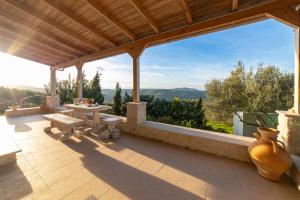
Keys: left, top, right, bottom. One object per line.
{"left": 0, "top": 115, "right": 299, "bottom": 200}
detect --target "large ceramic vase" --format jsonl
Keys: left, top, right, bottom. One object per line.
{"left": 248, "top": 127, "right": 292, "bottom": 181}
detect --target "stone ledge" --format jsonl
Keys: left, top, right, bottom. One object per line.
{"left": 288, "top": 155, "right": 300, "bottom": 191}
{"left": 121, "top": 120, "right": 254, "bottom": 162}
{"left": 5, "top": 107, "right": 42, "bottom": 117}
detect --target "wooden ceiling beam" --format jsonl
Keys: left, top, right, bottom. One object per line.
{"left": 0, "top": 36, "right": 66, "bottom": 63}
{"left": 0, "top": 21, "right": 76, "bottom": 59}
{"left": 4, "top": 0, "right": 102, "bottom": 51}
{"left": 42, "top": 0, "right": 116, "bottom": 46}
{"left": 267, "top": 8, "right": 300, "bottom": 28}
{"left": 128, "top": 0, "right": 160, "bottom": 33}
{"left": 0, "top": 10, "right": 87, "bottom": 54}
{"left": 53, "top": 0, "right": 299, "bottom": 69}
{"left": 179, "top": 0, "right": 192, "bottom": 24}
{"left": 85, "top": 0, "right": 136, "bottom": 40}
{"left": 232, "top": 0, "right": 239, "bottom": 12}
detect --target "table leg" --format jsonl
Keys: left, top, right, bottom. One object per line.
{"left": 93, "top": 111, "right": 100, "bottom": 127}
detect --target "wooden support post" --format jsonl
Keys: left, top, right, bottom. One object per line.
{"left": 76, "top": 62, "right": 84, "bottom": 100}
{"left": 127, "top": 45, "right": 146, "bottom": 103}
{"left": 295, "top": 28, "right": 300, "bottom": 114}
{"left": 50, "top": 66, "right": 57, "bottom": 97}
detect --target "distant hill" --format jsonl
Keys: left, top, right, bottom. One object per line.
{"left": 1, "top": 85, "right": 206, "bottom": 103}
{"left": 102, "top": 88, "right": 206, "bottom": 103}
{"left": 1, "top": 84, "right": 45, "bottom": 93}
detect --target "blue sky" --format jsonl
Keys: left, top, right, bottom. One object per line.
{"left": 0, "top": 19, "right": 295, "bottom": 90}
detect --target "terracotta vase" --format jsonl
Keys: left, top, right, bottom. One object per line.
{"left": 248, "top": 127, "right": 292, "bottom": 181}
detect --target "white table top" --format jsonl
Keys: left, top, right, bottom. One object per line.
{"left": 64, "top": 104, "right": 112, "bottom": 112}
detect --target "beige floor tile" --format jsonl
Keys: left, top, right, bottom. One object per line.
{"left": 42, "top": 160, "right": 85, "bottom": 186}
{"left": 177, "top": 173, "right": 209, "bottom": 199}
{"left": 50, "top": 169, "right": 94, "bottom": 199}
{"left": 97, "top": 188, "right": 131, "bottom": 200}
{"left": 155, "top": 165, "right": 184, "bottom": 185}
{"left": 62, "top": 178, "right": 110, "bottom": 200}
{"left": 122, "top": 152, "right": 147, "bottom": 168}
{"left": 137, "top": 158, "right": 164, "bottom": 175}
{"left": 3, "top": 178, "right": 48, "bottom": 200}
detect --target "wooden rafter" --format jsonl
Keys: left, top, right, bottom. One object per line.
{"left": 232, "top": 0, "right": 239, "bottom": 12}
{"left": 128, "top": 0, "right": 160, "bottom": 33}
{"left": 0, "top": 22, "right": 76, "bottom": 59}
{"left": 0, "top": 36, "right": 67, "bottom": 62}
{"left": 179, "top": 0, "right": 192, "bottom": 24}
{"left": 42, "top": 0, "right": 116, "bottom": 46}
{"left": 0, "top": 42, "right": 55, "bottom": 64}
{"left": 85, "top": 0, "right": 136, "bottom": 40}
{"left": 0, "top": 10, "right": 87, "bottom": 54}
{"left": 4, "top": 0, "right": 102, "bottom": 51}
{"left": 53, "top": 0, "right": 299, "bottom": 69}
{"left": 267, "top": 8, "right": 300, "bottom": 28}
{"left": 0, "top": 20, "right": 77, "bottom": 58}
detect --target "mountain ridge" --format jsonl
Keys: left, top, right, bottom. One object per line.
{"left": 0, "top": 85, "right": 206, "bottom": 103}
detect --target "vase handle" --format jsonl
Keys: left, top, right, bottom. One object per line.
{"left": 253, "top": 132, "right": 261, "bottom": 140}
{"left": 269, "top": 139, "right": 278, "bottom": 154}
{"left": 277, "top": 140, "right": 287, "bottom": 152}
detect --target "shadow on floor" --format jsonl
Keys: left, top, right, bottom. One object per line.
{"left": 4, "top": 115, "right": 45, "bottom": 133}
{"left": 0, "top": 162, "right": 33, "bottom": 200}
{"left": 65, "top": 136, "right": 202, "bottom": 200}
{"left": 110, "top": 133, "right": 300, "bottom": 199}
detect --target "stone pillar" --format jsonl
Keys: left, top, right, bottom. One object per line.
{"left": 295, "top": 28, "right": 300, "bottom": 114}
{"left": 277, "top": 110, "right": 300, "bottom": 191}
{"left": 50, "top": 66, "right": 57, "bottom": 97}
{"left": 277, "top": 111, "right": 300, "bottom": 155}
{"left": 126, "top": 102, "right": 147, "bottom": 129}
{"left": 132, "top": 56, "right": 140, "bottom": 103}
{"left": 76, "top": 62, "right": 84, "bottom": 101}
{"left": 47, "top": 66, "right": 60, "bottom": 108}
{"left": 127, "top": 45, "right": 145, "bottom": 103}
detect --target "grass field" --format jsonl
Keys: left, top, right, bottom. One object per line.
{"left": 205, "top": 121, "right": 233, "bottom": 134}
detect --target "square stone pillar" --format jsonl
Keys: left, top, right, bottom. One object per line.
{"left": 277, "top": 110, "right": 300, "bottom": 155}
{"left": 46, "top": 96, "right": 60, "bottom": 108}
{"left": 127, "top": 102, "right": 147, "bottom": 128}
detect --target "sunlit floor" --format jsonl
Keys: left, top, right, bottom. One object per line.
{"left": 0, "top": 115, "right": 299, "bottom": 200}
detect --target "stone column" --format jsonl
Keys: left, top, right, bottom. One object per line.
{"left": 277, "top": 111, "right": 300, "bottom": 155}
{"left": 47, "top": 66, "right": 60, "bottom": 108}
{"left": 132, "top": 56, "right": 140, "bottom": 103}
{"left": 127, "top": 102, "right": 147, "bottom": 126}
{"left": 76, "top": 62, "right": 84, "bottom": 101}
{"left": 125, "top": 45, "right": 147, "bottom": 130}
{"left": 50, "top": 67, "right": 57, "bottom": 97}
{"left": 295, "top": 28, "right": 300, "bottom": 114}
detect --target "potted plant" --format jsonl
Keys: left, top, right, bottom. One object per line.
{"left": 234, "top": 111, "right": 292, "bottom": 181}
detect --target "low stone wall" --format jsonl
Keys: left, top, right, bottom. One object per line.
{"left": 5, "top": 107, "right": 42, "bottom": 117}
{"left": 120, "top": 120, "right": 254, "bottom": 162}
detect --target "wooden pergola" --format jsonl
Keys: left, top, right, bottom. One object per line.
{"left": 1, "top": 0, "right": 300, "bottom": 112}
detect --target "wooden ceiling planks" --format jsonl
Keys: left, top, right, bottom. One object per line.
{"left": 128, "top": 0, "right": 160, "bottom": 33}
{"left": 42, "top": 0, "right": 116, "bottom": 46}
{"left": 85, "top": 0, "right": 136, "bottom": 40}
{"left": 179, "top": 0, "right": 193, "bottom": 24}
{"left": 0, "top": 0, "right": 298, "bottom": 67}
{"left": 3, "top": 0, "right": 102, "bottom": 51}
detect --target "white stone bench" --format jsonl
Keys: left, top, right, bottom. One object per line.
{"left": 42, "top": 113, "right": 84, "bottom": 141}
{"left": 100, "top": 117, "right": 122, "bottom": 139}
{"left": 59, "top": 109, "right": 74, "bottom": 117}
{"left": 0, "top": 133, "right": 21, "bottom": 166}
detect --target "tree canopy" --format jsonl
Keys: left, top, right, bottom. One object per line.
{"left": 204, "top": 62, "right": 294, "bottom": 123}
